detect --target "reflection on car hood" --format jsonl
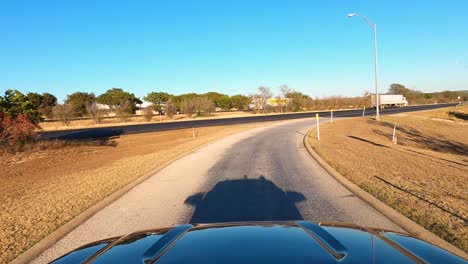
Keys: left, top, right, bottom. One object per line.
{"left": 52, "top": 221, "right": 466, "bottom": 264}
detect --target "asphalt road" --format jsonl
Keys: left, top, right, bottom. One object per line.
{"left": 33, "top": 116, "right": 406, "bottom": 263}
{"left": 39, "top": 103, "right": 457, "bottom": 140}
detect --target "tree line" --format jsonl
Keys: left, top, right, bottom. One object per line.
{"left": 143, "top": 91, "right": 251, "bottom": 120}
{"left": 1, "top": 84, "right": 465, "bottom": 145}
{"left": 388, "top": 83, "right": 467, "bottom": 104}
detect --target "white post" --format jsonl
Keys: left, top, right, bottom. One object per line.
{"left": 392, "top": 123, "right": 397, "bottom": 144}
{"left": 330, "top": 109, "right": 333, "bottom": 123}
{"left": 316, "top": 113, "right": 320, "bottom": 141}
{"left": 192, "top": 127, "right": 195, "bottom": 138}
{"left": 362, "top": 106, "right": 366, "bottom": 117}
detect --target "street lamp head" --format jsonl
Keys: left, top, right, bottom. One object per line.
{"left": 347, "top": 13, "right": 357, "bottom": 18}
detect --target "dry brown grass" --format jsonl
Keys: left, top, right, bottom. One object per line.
{"left": 309, "top": 106, "right": 468, "bottom": 252}
{"left": 39, "top": 111, "right": 256, "bottom": 131}
{"left": 0, "top": 123, "right": 265, "bottom": 263}
{"left": 411, "top": 104, "right": 468, "bottom": 122}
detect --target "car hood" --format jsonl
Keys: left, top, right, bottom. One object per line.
{"left": 52, "top": 221, "right": 466, "bottom": 264}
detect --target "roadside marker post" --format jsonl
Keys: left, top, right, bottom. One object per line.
{"left": 330, "top": 109, "right": 333, "bottom": 123}
{"left": 316, "top": 113, "right": 320, "bottom": 141}
{"left": 362, "top": 106, "right": 366, "bottom": 117}
{"left": 392, "top": 123, "right": 397, "bottom": 144}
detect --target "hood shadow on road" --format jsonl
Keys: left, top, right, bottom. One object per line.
{"left": 185, "top": 176, "right": 306, "bottom": 223}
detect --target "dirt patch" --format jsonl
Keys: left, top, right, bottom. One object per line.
{"left": 0, "top": 123, "right": 266, "bottom": 263}
{"left": 309, "top": 106, "right": 468, "bottom": 252}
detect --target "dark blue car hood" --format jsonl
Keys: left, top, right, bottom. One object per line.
{"left": 52, "top": 221, "right": 466, "bottom": 264}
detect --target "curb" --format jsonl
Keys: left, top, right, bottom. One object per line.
{"left": 302, "top": 129, "right": 467, "bottom": 259}
{"left": 10, "top": 132, "right": 235, "bottom": 264}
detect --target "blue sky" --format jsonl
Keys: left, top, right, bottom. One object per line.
{"left": 1, "top": 0, "right": 467, "bottom": 102}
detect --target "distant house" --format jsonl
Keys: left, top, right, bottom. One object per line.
{"left": 96, "top": 103, "right": 110, "bottom": 110}
{"left": 137, "top": 101, "right": 153, "bottom": 109}
{"left": 135, "top": 101, "right": 162, "bottom": 115}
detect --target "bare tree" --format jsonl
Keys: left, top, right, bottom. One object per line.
{"left": 250, "top": 94, "right": 262, "bottom": 114}
{"left": 273, "top": 95, "right": 287, "bottom": 113}
{"left": 280, "top": 85, "right": 292, "bottom": 112}
{"left": 196, "top": 96, "right": 215, "bottom": 116}
{"left": 86, "top": 101, "right": 105, "bottom": 124}
{"left": 164, "top": 99, "right": 176, "bottom": 119}
{"left": 53, "top": 104, "right": 74, "bottom": 126}
{"left": 258, "top": 86, "right": 273, "bottom": 114}
{"left": 181, "top": 97, "right": 196, "bottom": 119}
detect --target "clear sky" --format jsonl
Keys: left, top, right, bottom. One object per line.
{"left": 1, "top": 0, "right": 467, "bottom": 102}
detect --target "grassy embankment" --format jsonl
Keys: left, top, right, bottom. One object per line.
{"left": 309, "top": 105, "right": 468, "bottom": 251}
{"left": 0, "top": 123, "right": 264, "bottom": 263}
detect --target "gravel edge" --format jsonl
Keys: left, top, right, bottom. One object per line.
{"left": 10, "top": 137, "right": 224, "bottom": 264}
{"left": 303, "top": 129, "right": 467, "bottom": 259}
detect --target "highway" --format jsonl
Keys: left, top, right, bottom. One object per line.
{"left": 39, "top": 103, "right": 457, "bottom": 139}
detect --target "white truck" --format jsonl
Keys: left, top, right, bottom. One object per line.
{"left": 371, "top": 94, "right": 408, "bottom": 108}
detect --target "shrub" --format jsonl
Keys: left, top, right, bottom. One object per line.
{"left": 143, "top": 106, "right": 154, "bottom": 121}
{"left": 0, "top": 89, "right": 43, "bottom": 125}
{"left": 0, "top": 112, "right": 38, "bottom": 145}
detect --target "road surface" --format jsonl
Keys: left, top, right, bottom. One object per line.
{"left": 33, "top": 117, "right": 402, "bottom": 263}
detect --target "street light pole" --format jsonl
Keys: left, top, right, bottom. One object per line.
{"left": 373, "top": 23, "right": 380, "bottom": 119}
{"left": 348, "top": 13, "right": 380, "bottom": 120}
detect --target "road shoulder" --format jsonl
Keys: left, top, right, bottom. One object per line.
{"left": 302, "top": 129, "right": 467, "bottom": 259}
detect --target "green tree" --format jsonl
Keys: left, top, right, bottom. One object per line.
{"left": 204, "top": 92, "right": 226, "bottom": 107}
{"left": 26, "top": 92, "right": 44, "bottom": 110}
{"left": 65, "top": 92, "right": 95, "bottom": 117}
{"left": 217, "top": 95, "right": 232, "bottom": 110}
{"left": 0, "top": 89, "right": 43, "bottom": 124}
{"left": 388, "top": 83, "right": 411, "bottom": 96}
{"left": 172, "top": 93, "right": 198, "bottom": 111}
{"left": 27, "top": 92, "right": 57, "bottom": 118}
{"left": 41, "top": 93, "right": 58, "bottom": 118}
{"left": 388, "top": 83, "right": 424, "bottom": 104}
{"left": 97, "top": 88, "right": 141, "bottom": 121}
{"left": 285, "top": 91, "right": 310, "bottom": 111}
{"left": 144, "top": 92, "right": 171, "bottom": 111}
{"left": 230, "top": 94, "right": 250, "bottom": 110}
